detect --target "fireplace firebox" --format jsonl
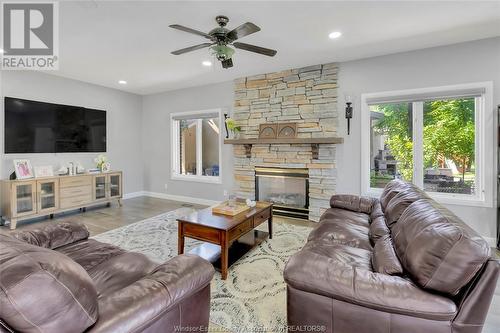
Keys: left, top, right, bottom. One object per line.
{"left": 255, "top": 167, "right": 309, "bottom": 220}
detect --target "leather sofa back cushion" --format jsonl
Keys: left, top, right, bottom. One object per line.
{"left": 369, "top": 216, "right": 390, "bottom": 245}
{"left": 370, "top": 200, "right": 384, "bottom": 219}
{"left": 330, "top": 195, "right": 374, "bottom": 214}
{"left": 379, "top": 179, "right": 414, "bottom": 211}
{"left": 372, "top": 234, "right": 403, "bottom": 275}
{"left": 392, "top": 199, "right": 490, "bottom": 295}
{"left": 0, "top": 235, "right": 98, "bottom": 333}
{"left": 384, "top": 189, "right": 428, "bottom": 228}
{"left": 12, "top": 222, "right": 89, "bottom": 250}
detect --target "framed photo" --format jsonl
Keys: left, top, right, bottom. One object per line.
{"left": 13, "top": 159, "right": 34, "bottom": 180}
{"left": 34, "top": 165, "right": 54, "bottom": 178}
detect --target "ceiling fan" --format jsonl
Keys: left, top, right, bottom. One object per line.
{"left": 169, "top": 15, "right": 277, "bottom": 69}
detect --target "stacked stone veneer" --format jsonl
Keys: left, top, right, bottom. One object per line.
{"left": 232, "top": 63, "right": 339, "bottom": 222}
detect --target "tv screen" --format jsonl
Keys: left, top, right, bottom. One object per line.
{"left": 4, "top": 97, "right": 106, "bottom": 153}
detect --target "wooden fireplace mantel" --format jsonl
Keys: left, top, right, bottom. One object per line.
{"left": 224, "top": 137, "right": 344, "bottom": 159}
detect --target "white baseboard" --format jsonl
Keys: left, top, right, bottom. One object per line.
{"left": 141, "top": 191, "right": 220, "bottom": 207}
{"left": 123, "top": 191, "right": 146, "bottom": 199}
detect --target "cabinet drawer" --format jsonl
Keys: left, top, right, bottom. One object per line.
{"left": 60, "top": 194, "right": 92, "bottom": 209}
{"left": 254, "top": 208, "right": 270, "bottom": 227}
{"left": 229, "top": 218, "right": 254, "bottom": 241}
{"left": 183, "top": 223, "right": 220, "bottom": 243}
{"left": 60, "top": 185, "right": 91, "bottom": 198}
{"left": 60, "top": 176, "right": 91, "bottom": 188}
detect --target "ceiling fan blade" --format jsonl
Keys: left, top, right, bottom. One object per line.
{"left": 226, "top": 22, "right": 260, "bottom": 42}
{"left": 233, "top": 42, "right": 277, "bottom": 57}
{"left": 171, "top": 43, "right": 213, "bottom": 55}
{"left": 169, "top": 24, "right": 213, "bottom": 40}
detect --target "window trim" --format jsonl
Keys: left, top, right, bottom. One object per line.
{"left": 361, "top": 82, "right": 495, "bottom": 208}
{"left": 170, "top": 109, "right": 223, "bottom": 184}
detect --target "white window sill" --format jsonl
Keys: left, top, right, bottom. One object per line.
{"left": 365, "top": 188, "right": 493, "bottom": 208}
{"left": 171, "top": 174, "right": 222, "bottom": 184}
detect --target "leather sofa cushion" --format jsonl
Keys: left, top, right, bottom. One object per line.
{"left": 88, "top": 254, "right": 214, "bottom": 333}
{"left": 303, "top": 241, "right": 373, "bottom": 270}
{"left": 308, "top": 222, "right": 372, "bottom": 251}
{"left": 57, "top": 239, "right": 157, "bottom": 297}
{"left": 330, "top": 195, "right": 375, "bottom": 214}
{"left": 392, "top": 199, "right": 490, "bottom": 295}
{"left": 369, "top": 216, "right": 390, "bottom": 245}
{"left": 57, "top": 239, "right": 127, "bottom": 272}
{"left": 384, "top": 189, "right": 428, "bottom": 228}
{"left": 379, "top": 179, "right": 412, "bottom": 211}
{"left": 372, "top": 234, "right": 403, "bottom": 275}
{"left": 321, "top": 208, "right": 370, "bottom": 228}
{"left": 0, "top": 235, "right": 98, "bottom": 333}
{"left": 12, "top": 222, "right": 89, "bottom": 249}
{"left": 284, "top": 249, "right": 457, "bottom": 321}
{"left": 311, "top": 208, "right": 372, "bottom": 250}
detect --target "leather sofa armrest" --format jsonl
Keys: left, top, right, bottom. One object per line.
{"left": 88, "top": 254, "right": 215, "bottom": 333}
{"left": 330, "top": 194, "right": 374, "bottom": 214}
{"left": 284, "top": 249, "right": 457, "bottom": 321}
{"left": 11, "top": 222, "right": 89, "bottom": 249}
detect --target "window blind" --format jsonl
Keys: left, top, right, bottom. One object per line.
{"left": 365, "top": 87, "right": 485, "bottom": 105}
{"left": 172, "top": 112, "right": 219, "bottom": 121}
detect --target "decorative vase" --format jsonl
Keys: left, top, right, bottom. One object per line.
{"left": 232, "top": 131, "right": 241, "bottom": 139}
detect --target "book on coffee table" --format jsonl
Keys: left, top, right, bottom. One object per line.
{"left": 212, "top": 200, "right": 250, "bottom": 216}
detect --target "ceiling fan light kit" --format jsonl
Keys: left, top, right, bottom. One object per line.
{"left": 170, "top": 15, "right": 277, "bottom": 68}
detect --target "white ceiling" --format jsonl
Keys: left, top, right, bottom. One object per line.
{"left": 51, "top": 1, "right": 500, "bottom": 95}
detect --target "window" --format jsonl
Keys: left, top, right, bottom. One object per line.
{"left": 361, "top": 82, "right": 494, "bottom": 207}
{"left": 171, "top": 110, "right": 222, "bottom": 183}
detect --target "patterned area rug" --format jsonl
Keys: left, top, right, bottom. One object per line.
{"left": 92, "top": 208, "right": 312, "bottom": 332}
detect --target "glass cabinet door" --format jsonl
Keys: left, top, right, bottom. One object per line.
{"left": 108, "top": 173, "right": 122, "bottom": 198}
{"left": 37, "top": 180, "right": 58, "bottom": 213}
{"left": 13, "top": 182, "right": 36, "bottom": 217}
{"left": 94, "top": 175, "right": 107, "bottom": 200}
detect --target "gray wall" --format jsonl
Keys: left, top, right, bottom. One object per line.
{"left": 1, "top": 71, "right": 144, "bottom": 196}
{"left": 336, "top": 37, "right": 500, "bottom": 241}
{"left": 142, "top": 81, "right": 234, "bottom": 201}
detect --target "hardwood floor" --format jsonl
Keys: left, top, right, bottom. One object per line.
{"left": 1, "top": 196, "right": 498, "bottom": 331}
{"left": 0, "top": 196, "right": 207, "bottom": 236}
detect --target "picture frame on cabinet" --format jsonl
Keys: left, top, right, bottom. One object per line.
{"left": 13, "top": 159, "right": 34, "bottom": 180}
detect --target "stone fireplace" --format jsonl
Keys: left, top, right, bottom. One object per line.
{"left": 230, "top": 63, "right": 340, "bottom": 222}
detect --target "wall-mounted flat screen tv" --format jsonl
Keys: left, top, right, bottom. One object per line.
{"left": 4, "top": 97, "right": 106, "bottom": 153}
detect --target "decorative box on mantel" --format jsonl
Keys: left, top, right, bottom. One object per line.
{"left": 224, "top": 137, "right": 343, "bottom": 159}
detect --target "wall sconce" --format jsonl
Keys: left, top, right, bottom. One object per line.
{"left": 345, "top": 95, "right": 353, "bottom": 135}
{"left": 223, "top": 113, "right": 229, "bottom": 139}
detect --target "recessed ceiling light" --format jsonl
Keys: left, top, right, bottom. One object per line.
{"left": 118, "top": 80, "right": 127, "bottom": 85}
{"left": 329, "top": 31, "right": 342, "bottom": 39}
{"left": 202, "top": 60, "right": 212, "bottom": 67}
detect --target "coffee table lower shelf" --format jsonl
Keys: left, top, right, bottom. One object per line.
{"left": 188, "top": 230, "right": 269, "bottom": 271}
{"left": 177, "top": 202, "right": 273, "bottom": 280}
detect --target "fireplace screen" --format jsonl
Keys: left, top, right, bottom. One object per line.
{"left": 255, "top": 167, "right": 309, "bottom": 219}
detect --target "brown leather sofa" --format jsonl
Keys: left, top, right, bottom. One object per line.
{"left": 285, "top": 180, "right": 499, "bottom": 333}
{"left": 0, "top": 222, "right": 215, "bottom": 333}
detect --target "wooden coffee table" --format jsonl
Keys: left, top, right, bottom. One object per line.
{"left": 177, "top": 201, "right": 273, "bottom": 280}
